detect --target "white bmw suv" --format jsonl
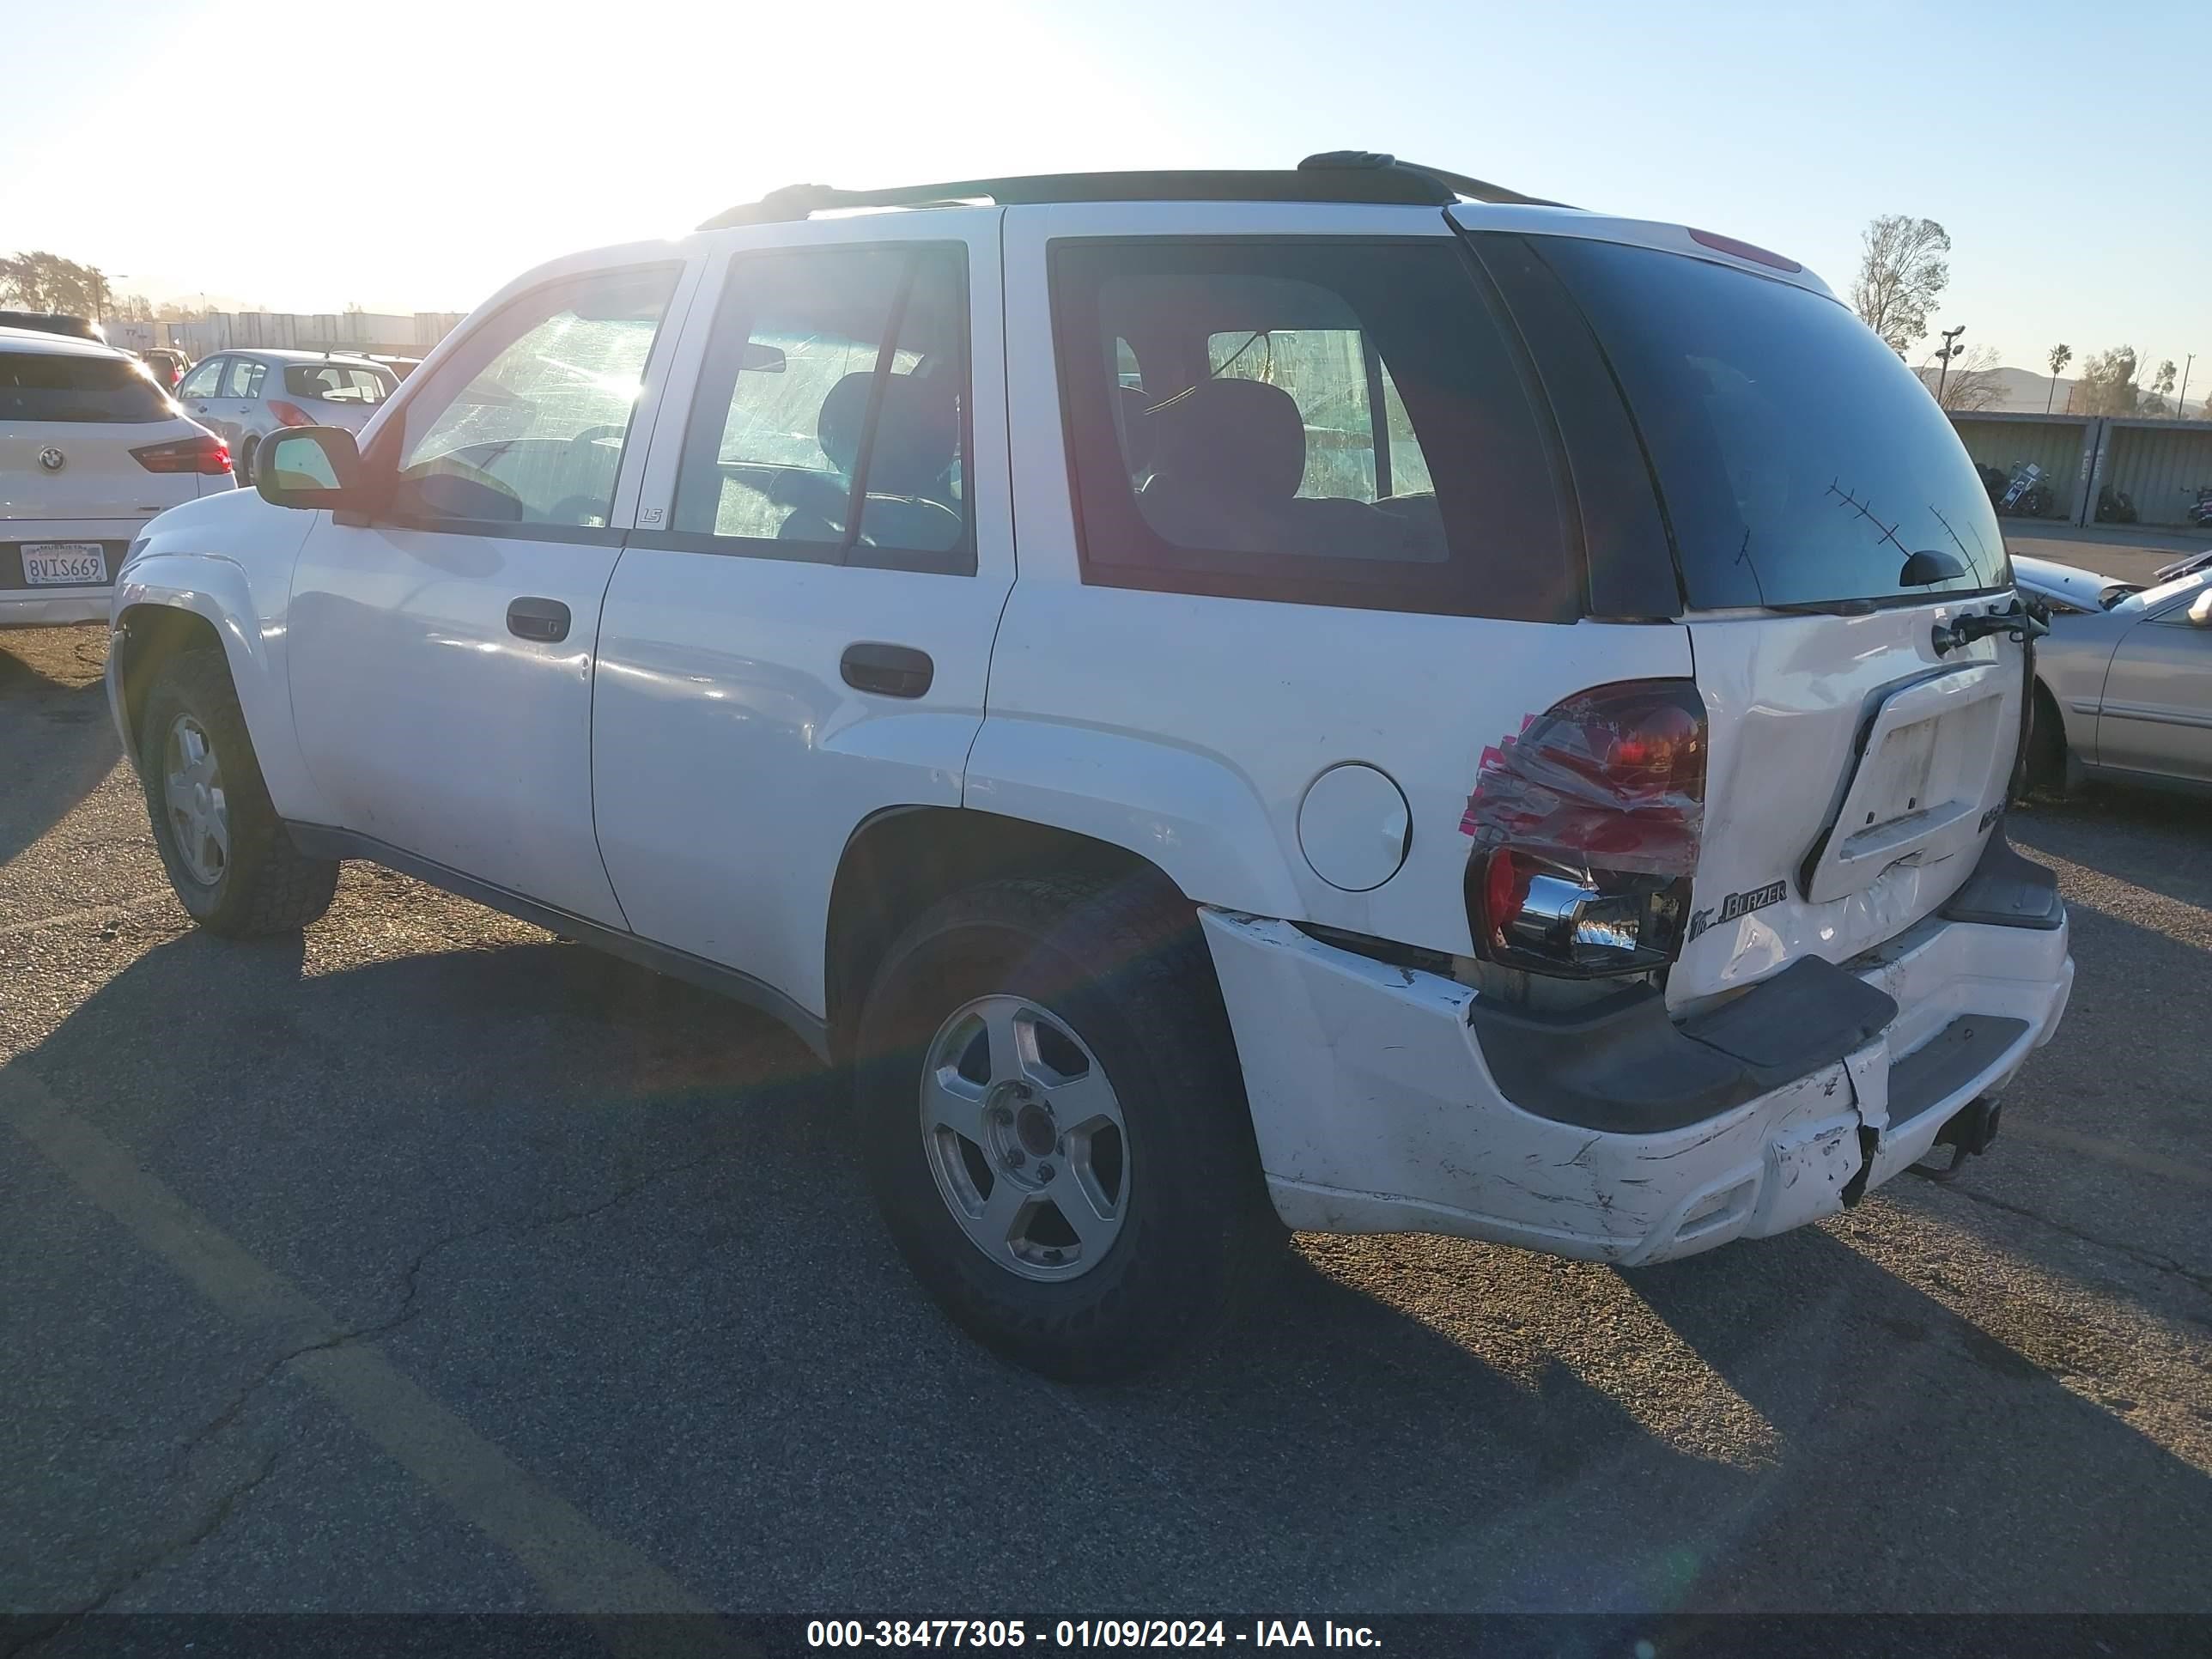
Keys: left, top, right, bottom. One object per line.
{"left": 3, "top": 327, "right": 233, "bottom": 628}
{"left": 109, "top": 155, "right": 2072, "bottom": 1377}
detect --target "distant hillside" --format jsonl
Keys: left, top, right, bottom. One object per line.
{"left": 1916, "top": 363, "right": 2211, "bottom": 417}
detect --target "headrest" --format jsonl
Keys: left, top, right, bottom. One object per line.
{"left": 817, "top": 370, "right": 957, "bottom": 496}
{"left": 864, "top": 373, "right": 957, "bottom": 497}
{"left": 817, "top": 371, "right": 874, "bottom": 477}
{"left": 1152, "top": 377, "right": 1305, "bottom": 502}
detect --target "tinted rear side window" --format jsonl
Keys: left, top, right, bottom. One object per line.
{"left": 0, "top": 353, "right": 173, "bottom": 422}
{"left": 1050, "top": 238, "right": 1576, "bottom": 622}
{"left": 1532, "top": 237, "right": 2009, "bottom": 609}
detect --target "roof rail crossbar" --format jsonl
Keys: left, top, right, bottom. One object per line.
{"left": 696, "top": 151, "right": 1573, "bottom": 231}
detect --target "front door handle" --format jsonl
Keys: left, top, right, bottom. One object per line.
{"left": 841, "top": 641, "right": 933, "bottom": 698}
{"left": 507, "top": 597, "right": 571, "bottom": 643}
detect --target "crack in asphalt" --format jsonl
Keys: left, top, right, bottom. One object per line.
{"left": 168, "top": 1145, "right": 738, "bottom": 1487}
{"left": 3, "top": 1449, "right": 283, "bottom": 1659}
{"left": 1948, "top": 1182, "right": 2212, "bottom": 1300}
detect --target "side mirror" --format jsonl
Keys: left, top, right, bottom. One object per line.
{"left": 2189, "top": 589, "right": 2212, "bottom": 629}
{"left": 256, "top": 426, "right": 362, "bottom": 510}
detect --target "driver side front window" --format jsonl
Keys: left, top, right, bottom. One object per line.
{"left": 392, "top": 265, "right": 678, "bottom": 530}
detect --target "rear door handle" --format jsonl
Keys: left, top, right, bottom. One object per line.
{"left": 841, "top": 641, "right": 933, "bottom": 698}
{"left": 506, "top": 597, "right": 571, "bottom": 643}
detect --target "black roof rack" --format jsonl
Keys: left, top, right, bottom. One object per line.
{"left": 697, "top": 151, "right": 1568, "bottom": 232}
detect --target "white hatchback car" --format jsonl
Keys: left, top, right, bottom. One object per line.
{"left": 173, "top": 349, "right": 396, "bottom": 486}
{"left": 2, "top": 327, "right": 232, "bottom": 629}
{"left": 110, "top": 155, "right": 2072, "bottom": 1377}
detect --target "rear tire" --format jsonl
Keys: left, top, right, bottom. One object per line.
{"left": 234, "top": 437, "right": 258, "bottom": 488}
{"left": 854, "top": 873, "right": 1279, "bottom": 1381}
{"left": 137, "top": 648, "right": 338, "bottom": 936}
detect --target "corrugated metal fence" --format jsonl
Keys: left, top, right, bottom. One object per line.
{"left": 1951, "top": 411, "right": 2212, "bottom": 527}
{"left": 2099, "top": 421, "right": 2212, "bottom": 527}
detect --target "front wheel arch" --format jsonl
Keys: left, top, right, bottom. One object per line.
{"left": 114, "top": 603, "right": 226, "bottom": 751}
{"left": 2026, "top": 679, "right": 2073, "bottom": 794}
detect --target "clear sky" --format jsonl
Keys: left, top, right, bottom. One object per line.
{"left": 3, "top": 0, "right": 2202, "bottom": 380}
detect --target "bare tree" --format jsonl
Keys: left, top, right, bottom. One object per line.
{"left": 2045, "top": 343, "right": 2071, "bottom": 412}
{"left": 1927, "top": 343, "right": 2008, "bottom": 411}
{"left": 1850, "top": 216, "right": 1952, "bottom": 355}
{"left": 2070, "top": 346, "right": 2140, "bottom": 416}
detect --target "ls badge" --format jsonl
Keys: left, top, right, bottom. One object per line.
{"left": 1687, "top": 879, "right": 1788, "bottom": 944}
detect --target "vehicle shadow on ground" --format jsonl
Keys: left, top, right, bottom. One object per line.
{"left": 0, "top": 629, "right": 123, "bottom": 873}
{"left": 13, "top": 927, "right": 2211, "bottom": 1610}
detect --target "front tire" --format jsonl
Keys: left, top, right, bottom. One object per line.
{"left": 2025, "top": 683, "right": 2074, "bottom": 799}
{"left": 854, "top": 874, "right": 1278, "bottom": 1381}
{"left": 137, "top": 648, "right": 338, "bottom": 936}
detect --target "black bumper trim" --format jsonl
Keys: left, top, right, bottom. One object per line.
{"left": 1887, "top": 1014, "right": 2031, "bottom": 1128}
{"left": 1469, "top": 955, "right": 1898, "bottom": 1135}
{"left": 1940, "top": 824, "right": 2064, "bottom": 931}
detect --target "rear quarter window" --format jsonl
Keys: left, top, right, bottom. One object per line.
{"left": 1049, "top": 237, "right": 1577, "bottom": 622}
{"left": 0, "top": 353, "right": 174, "bottom": 423}
{"left": 1528, "top": 235, "right": 2010, "bottom": 609}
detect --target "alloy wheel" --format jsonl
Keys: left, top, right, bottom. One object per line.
{"left": 162, "top": 713, "right": 229, "bottom": 885}
{"left": 919, "top": 994, "right": 1131, "bottom": 1282}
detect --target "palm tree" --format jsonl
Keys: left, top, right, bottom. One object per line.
{"left": 2045, "top": 343, "right": 2072, "bottom": 413}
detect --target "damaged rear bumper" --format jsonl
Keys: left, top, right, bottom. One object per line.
{"left": 1200, "top": 895, "right": 2071, "bottom": 1266}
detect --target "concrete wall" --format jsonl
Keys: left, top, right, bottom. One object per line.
{"left": 2094, "top": 420, "right": 2212, "bottom": 527}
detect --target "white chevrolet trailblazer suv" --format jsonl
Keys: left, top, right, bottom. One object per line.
{"left": 110, "top": 155, "right": 2072, "bottom": 1378}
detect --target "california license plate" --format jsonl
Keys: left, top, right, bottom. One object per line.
{"left": 19, "top": 543, "right": 108, "bottom": 586}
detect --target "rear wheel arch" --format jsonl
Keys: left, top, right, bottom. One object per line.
{"left": 823, "top": 807, "right": 1202, "bottom": 1060}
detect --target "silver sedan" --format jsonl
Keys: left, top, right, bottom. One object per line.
{"left": 2014, "top": 554, "right": 2212, "bottom": 793}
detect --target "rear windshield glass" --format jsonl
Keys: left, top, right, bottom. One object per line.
{"left": 1534, "top": 238, "right": 2010, "bottom": 609}
{"left": 0, "top": 352, "right": 173, "bottom": 423}
{"left": 283, "top": 363, "right": 392, "bottom": 404}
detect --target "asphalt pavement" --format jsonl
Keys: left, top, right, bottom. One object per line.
{"left": 3, "top": 619, "right": 2209, "bottom": 1633}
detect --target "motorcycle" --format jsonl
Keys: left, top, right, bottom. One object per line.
{"left": 1996, "top": 461, "right": 2054, "bottom": 519}
{"left": 2185, "top": 485, "right": 2212, "bottom": 529}
{"left": 2095, "top": 483, "right": 2138, "bottom": 525}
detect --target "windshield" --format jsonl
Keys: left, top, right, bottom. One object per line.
{"left": 1534, "top": 237, "right": 2011, "bottom": 609}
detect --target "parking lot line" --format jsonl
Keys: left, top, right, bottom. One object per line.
{"left": 2008, "top": 1121, "right": 2212, "bottom": 1193}
{"left": 0, "top": 1063, "right": 729, "bottom": 1638}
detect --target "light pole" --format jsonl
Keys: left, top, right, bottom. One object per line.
{"left": 2180, "top": 355, "right": 2197, "bottom": 421}
{"left": 1934, "top": 324, "right": 1966, "bottom": 408}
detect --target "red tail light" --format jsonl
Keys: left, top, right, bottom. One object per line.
{"left": 269, "top": 399, "right": 315, "bottom": 427}
{"left": 1463, "top": 681, "right": 1708, "bottom": 977}
{"left": 131, "top": 435, "right": 233, "bottom": 477}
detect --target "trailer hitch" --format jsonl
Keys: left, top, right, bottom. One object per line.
{"left": 1909, "top": 1095, "right": 2003, "bottom": 1182}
